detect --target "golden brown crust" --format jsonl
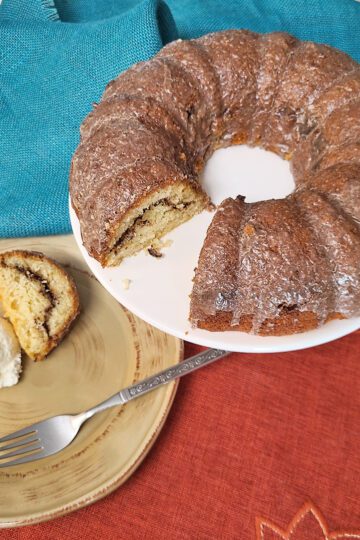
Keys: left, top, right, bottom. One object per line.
{"left": 197, "top": 310, "right": 344, "bottom": 336}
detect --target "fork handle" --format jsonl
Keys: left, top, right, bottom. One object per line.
{"left": 119, "top": 348, "right": 231, "bottom": 402}
{"left": 83, "top": 348, "right": 231, "bottom": 420}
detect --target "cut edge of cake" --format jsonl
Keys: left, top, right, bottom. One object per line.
{"left": 96, "top": 181, "right": 211, "bottom": 267}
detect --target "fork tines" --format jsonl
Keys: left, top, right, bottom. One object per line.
{"left": 0, "top": 427, "right": 43, "bottom": 468}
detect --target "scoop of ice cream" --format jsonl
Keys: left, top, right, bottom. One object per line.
{"left": 0, "top": 317, "right": 22, "bottom": 388}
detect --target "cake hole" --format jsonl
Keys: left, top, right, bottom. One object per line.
{"left": 200, "top": 145, "right": 295, "bottom": 204}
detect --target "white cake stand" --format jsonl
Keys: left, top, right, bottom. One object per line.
{"left": 70, "top": 146, "right": 360, "bottom": 352}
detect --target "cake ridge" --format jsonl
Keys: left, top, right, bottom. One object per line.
{"left": 196, "top": 29, "right": 261, "bottom": 145}
{"left": 315, "top": 141, "right": 360, "bottom": 171}
{"left": 308, "top": 67, "right": 360, "bottom": 125}
{"left": 230, "top": 197, "right": 335, "bottom": 333}
{"left": 189, "top": 196, "right": 246, "bottom": 325}
{"left": 103, "top": 55, "right": 204, "bottom": 155}
{"left": 259, "top": 36, "right": 302, "bottom": 156}
{"left": 262, "top": 40, "right": 357, "bottom": 157}
{"left": 294, "top": 189, "right": 360, "bottom": 317}
{"left": 300, "top": 162, "right": 360, "bottom": 227}
{"left": 157, "top": 38, "right": 224, "bottom": 143}
{"left": 71, "top": 120, "right": 190, "bottom": 215}
{"left": 292, "top": 95, "right": 360, "bottom": 179}
{"left": 81, "top": 94, "right": 189, "bottom": 152}
{"left": 249, "top": 31, "right": 298, "bottom": 145}
{"left": 295, "top": 63, "right": 360, "bottom": 147}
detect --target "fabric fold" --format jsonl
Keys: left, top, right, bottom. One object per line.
{"left": 0, "top": 0, "right": 359, "bottom": 238}
{"left": 0, "top": 0, "right": 178, "bottom": 237}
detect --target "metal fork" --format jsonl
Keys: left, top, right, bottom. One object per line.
{"left": 0, "top": 348, "right": 230, "bottom": 468}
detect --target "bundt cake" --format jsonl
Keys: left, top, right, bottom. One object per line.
{"left": 70, "top": 29, "right": 360, "bottom": 335}
{"left": 0, "top": 250, "right": 80, "bottom": 360}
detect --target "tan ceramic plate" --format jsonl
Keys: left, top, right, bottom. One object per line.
{"left": 0, "top": 235, "right": 182, "bottom": 528}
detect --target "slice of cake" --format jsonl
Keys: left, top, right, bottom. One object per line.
{"left": 0, "top": 317, "right": 22, "bottom": 388}
{"left": 190, "top": 195, "right": 339, "bottom": 335}
{"left": 0, "top": 250, "right": 80, "bottom": 361}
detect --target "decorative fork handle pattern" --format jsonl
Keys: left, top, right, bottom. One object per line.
{"left": 85, "top": 348, "right": 231, "bottom": 419}
{"left": 119, "top": 348, "right": 230, "bottom": 403}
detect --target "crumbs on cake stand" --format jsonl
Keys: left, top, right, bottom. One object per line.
{"left": 121, "top": 278, "right": 132, "bottom": 290}
{"left": 147, "top": 238, "right": 173, "bottom": 258}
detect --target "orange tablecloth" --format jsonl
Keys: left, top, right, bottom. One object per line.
{"left": 3, "top": 331, "right": 360, "bottom": 539}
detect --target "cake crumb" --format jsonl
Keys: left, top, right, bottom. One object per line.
{"left": 147, "top": 238, "right": 173, "bottom": 258}
{"left": 122, "top": 278, "right": 131, "bottom": 290}
{"left": 148, "top": 248, "right": 163, "bottom": 258}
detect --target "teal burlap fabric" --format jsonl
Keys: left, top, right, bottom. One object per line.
{"left": 1, "top": 0, "right": 359, "bottom": 238}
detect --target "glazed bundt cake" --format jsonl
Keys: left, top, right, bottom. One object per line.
{"left": 0, "top": 251, "right": 80, "bottom": 360}
{"left": 70, "top": 29, "right": 360, "bottom": 335}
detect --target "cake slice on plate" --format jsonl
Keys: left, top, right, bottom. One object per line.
{"left": 0, "top": 250, "right": 80, "bottom": 361}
